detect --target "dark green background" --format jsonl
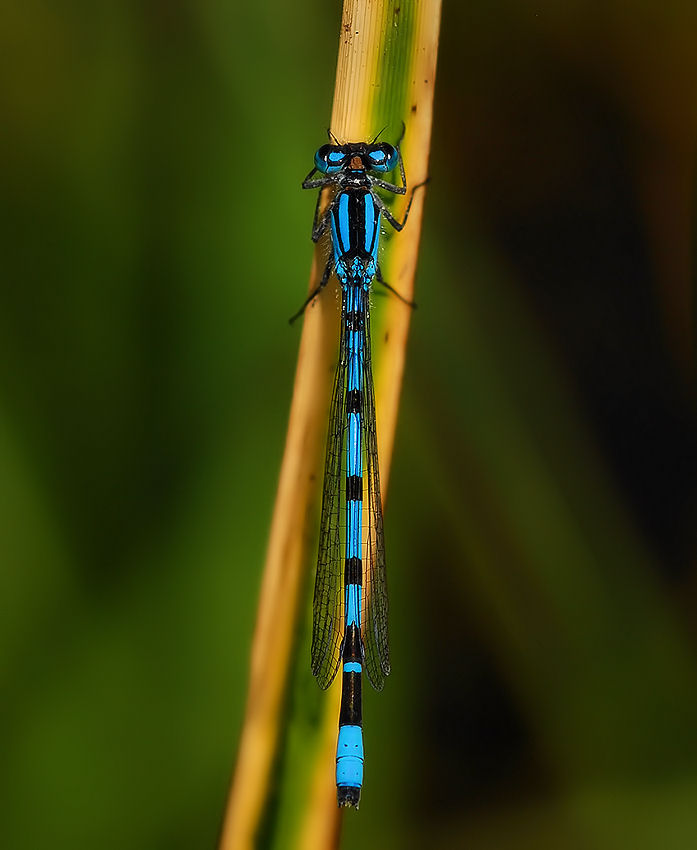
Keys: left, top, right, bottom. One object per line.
{"left": 3, "top": 1, "right": 697, "bottom": 848}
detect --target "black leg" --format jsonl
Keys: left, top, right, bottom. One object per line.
{"left": 310, "top": 191, "right": 333, "bottom": 242}
{"left": 394, "top": 137, "right": 408, "bottom": 193}
{"left": 302, "top": 167, "right": 334, "bottom": 190}
{"left": 375, "top": 265, "right": 417, "bottom": 309}
{"left": 372, "top": 178, "right": 430, "bottom": 232}
{"left": 392, "top": 123, "right": 408, "bottom": 193}
{"left": 395, "top": 120, "right": 406, "bottom": 148}
{"left": 370, "top": 177, "right": 406, "bottom": 195}
{"left": 289, "top": 260, "right": 334, "bottom": 324}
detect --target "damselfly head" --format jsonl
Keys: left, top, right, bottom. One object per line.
{"left": 314, "top": 141, "right": 400, "bottom": 175}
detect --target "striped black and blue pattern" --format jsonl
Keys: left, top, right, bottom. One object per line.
{"left": 296, "top": 134, "right": 425, "bottom": 808}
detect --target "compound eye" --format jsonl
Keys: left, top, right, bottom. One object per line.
{"left": 314, "top": 145, "right": 345, "bottom": 173}
{"left": 367, "top": 143, "right": 399, "bottom": 172}
{"left": 381, "top": 143, "right": 399, "bottom": 172}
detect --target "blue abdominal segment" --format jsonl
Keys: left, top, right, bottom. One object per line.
{"left": 336, "top": 725, "right": 364, "bottom": 790}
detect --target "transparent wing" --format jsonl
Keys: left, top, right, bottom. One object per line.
{"left": 310, "top": 300, "right": 347, "bottom": 690}
{"left": 360, "top": 305, "right": 390, "bottom": 691}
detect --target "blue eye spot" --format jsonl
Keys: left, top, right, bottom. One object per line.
{"left": 315, "top": 145, "right": 345, "bottom": 173}
{"left": 367, "top": 144, "right": 399, "bottom": 172}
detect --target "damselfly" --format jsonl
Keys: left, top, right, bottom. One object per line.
{"left": 292, "top": 128, "right": 427, "bottom": 808}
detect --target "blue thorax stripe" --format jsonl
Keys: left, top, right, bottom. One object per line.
{"left": 337, "top": 192, "right": 350, "bottom": 254}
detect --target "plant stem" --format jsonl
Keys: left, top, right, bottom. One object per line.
{"left": 219, "top": 2, "right": 441, "bottom": 847}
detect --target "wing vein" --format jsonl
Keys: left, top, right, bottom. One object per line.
{"left": 310, "top": 295, "right": 347, "bottom": 689}
{"left": 361, "top": 303, "right": 390, "bottom": 691}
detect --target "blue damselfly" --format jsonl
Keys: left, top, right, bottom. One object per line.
{"left": 292, "top": 128, "right": 427, "bottom": 808}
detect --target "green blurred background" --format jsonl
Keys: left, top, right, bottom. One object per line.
{"left": 3, "top": 1, "right": 697, "bottom": 847}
